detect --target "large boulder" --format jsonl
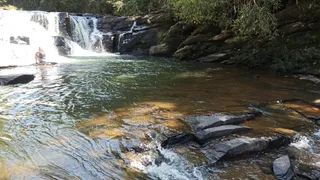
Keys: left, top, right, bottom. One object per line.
{"left": 195, "top": 125, "right": 252, "bottom": 144}
{"left": 0, "top": 75, "right": 35, "bottom": 85}
{"left": 119, "top": 27, "right": 167, "bottom": 55}
{"left": 273, "top": 155, "right": 295, "bottom": 180}
{"left": 185, "top": 113, "right": 257, "bottom": 131}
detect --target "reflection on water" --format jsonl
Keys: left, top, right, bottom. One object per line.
{"left": 0, "top": 55, "right": 319, "bottom": 179}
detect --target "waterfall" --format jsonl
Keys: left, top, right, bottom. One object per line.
{"left": 0, "top": 10, "right": 61, "bottom": 66}
{"left": 70, "top": 15, "right": 107, "bottom": 53}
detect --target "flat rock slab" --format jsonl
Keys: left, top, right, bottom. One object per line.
{"left": 273, "top": 155, "right": 295, "bottom": 180}
{"left": 201, "top": 137, "right": 269, "bottom": 163}
{"left": 185, "top": 113, "right": 256, "bottom": 131}
{"left": 201, "top": 136, "right": 292, "bottom": 164}
{"left": 0, "top": 74, "right": 35, "bottom": 85}
{"left": 161, "top": 133, "right": 196, "bottom": 148}
{"left": 280, "top": 99, "right": 320, "bottom": 121}
{"left": 196, "top": 125, "right": 252, "bottom": 144}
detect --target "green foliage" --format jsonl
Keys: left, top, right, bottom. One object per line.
{"left": 170, "top": 0, "right": 281, "bottom": 37}
{"left": 116, "top": 0, "right": 165, "bottom": 15}
{"left": 230, "top": 32, "right": 320, "bottom": 73}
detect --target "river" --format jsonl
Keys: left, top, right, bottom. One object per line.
{"left": 0, "top": 55, "right": 319, "bottom": 179}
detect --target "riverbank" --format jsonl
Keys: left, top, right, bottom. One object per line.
{"left": 103, "top": 2, "right": 320, "bottom": 74}
{"left": 2, "top": 1, "right": 320, "bottom": 74}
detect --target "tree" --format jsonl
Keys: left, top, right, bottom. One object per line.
{"left": 170, "top": 0, "right": 281, "bottom": 36}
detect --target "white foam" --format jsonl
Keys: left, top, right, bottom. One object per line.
{"left": 290, "top": 135, "right": 313, "bottom": 150}
{"left": 128, "top": 142, "right": 203, "bottom": 180}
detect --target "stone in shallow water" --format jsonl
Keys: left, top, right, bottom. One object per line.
{"left": 280, "top": 99, "right": 320, "bottom": 121}
{"left": 0, "top": 74, "right": 35, "bottom": 85}
{"left": 196, "top": 125, "right": 252, "bottom": 144}
{"left": 185, "top": 113, "right": 257, "bottom": 130}
{"left": 272, "top": 155, "right": 295, "bottom": 180}
{"left": 201, "top": 137, "right": 270, "bottom": 163}
{"left": 161, "top": 133, "right": 196, "bottom": 148}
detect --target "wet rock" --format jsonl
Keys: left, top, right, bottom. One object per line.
{"left": 161, "top": 133, "right": 196, "bottom": 148}
{"left": 119, "top": 28, "right": 160, "bottom": 55}
{"left": 149, "top": 43, "right": 170, "bottom": 56}
{"left": 196, "top": 53, "right": 229, "bottom": 63}
{"left": 52, "top": 36, "right": 71, "bottom": 55}
{"left": 201, "top": 137, "right": 270, "bottom": 163}
{"left": 285, "top": 146, "right": 301, "bottom": 160}
{"left": 297, "top": 164, "right": 320, "bottom": 180}
{"left": 273, "top": 155, "right": 295, "bottom": 180}
{"left": 196, "top": 125, "right": 252, "bottom": 144}
{"left": 268, "top": 135, "right": 292, "bottom": 149}
{"left": 202, "top": 136, "right": 292, "bottom": 164}
{"left": 0, "top": 75, "right": 35, "bottom": 85}
{"left": 185, "top": 113, "right": 257, "bottom": 131}
{"left": 279, "top": 99, "right": 320, "bottom": 121}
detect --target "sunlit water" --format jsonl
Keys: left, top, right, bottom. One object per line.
{"left": 0, "top": 55, "right": 319, "bottom": 179}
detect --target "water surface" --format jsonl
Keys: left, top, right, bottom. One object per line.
{"left": 0, "top": 55, "right": 319, "bottom": 179}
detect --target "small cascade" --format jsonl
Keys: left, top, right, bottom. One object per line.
{"left": 70, "top": 15, "right": 107, "bottom": 52}
{"left": 117, "top": 21, "right": 136, "bottom": 52}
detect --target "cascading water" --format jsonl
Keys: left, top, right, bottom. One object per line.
{"left": 117, "top": 21, "right": 136, "bottom": 52}
{"left": 0, "top": 10, "right": 62, "bottom": 66}
{"left": 70, "top": 15, "right": 107, "bottom": 53}
{"left": 0, "top": 10, "right": 114, "bottom": 66}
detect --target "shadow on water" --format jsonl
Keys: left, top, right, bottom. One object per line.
{"left": 0, "top": 55, "right": 319, "bottom": 179}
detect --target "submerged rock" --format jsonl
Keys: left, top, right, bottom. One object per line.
{"left": 0, "top": 74, "right": 35, "bottom": 85}
{"left": 273, "top": 155, "right": 295, "bottom": 180}
{"left": 185, "top": 113, "right": 257, "bottom": 130}
{"left": 196, "top": 125, "right": 252, "bottom": 144}
{"left": 279, "top": 99, "right": 320, "bottom": 121}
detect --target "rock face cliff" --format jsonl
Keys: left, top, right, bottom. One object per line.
{"left": 52, "top": 2, "right": 320, "bottom": 72}
{"left": 92, "top": 3, "right": 319, "bottom": 72}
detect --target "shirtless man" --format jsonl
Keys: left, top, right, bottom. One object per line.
{"left": 35, "top": 47, "right": 46, "bottom": 64}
